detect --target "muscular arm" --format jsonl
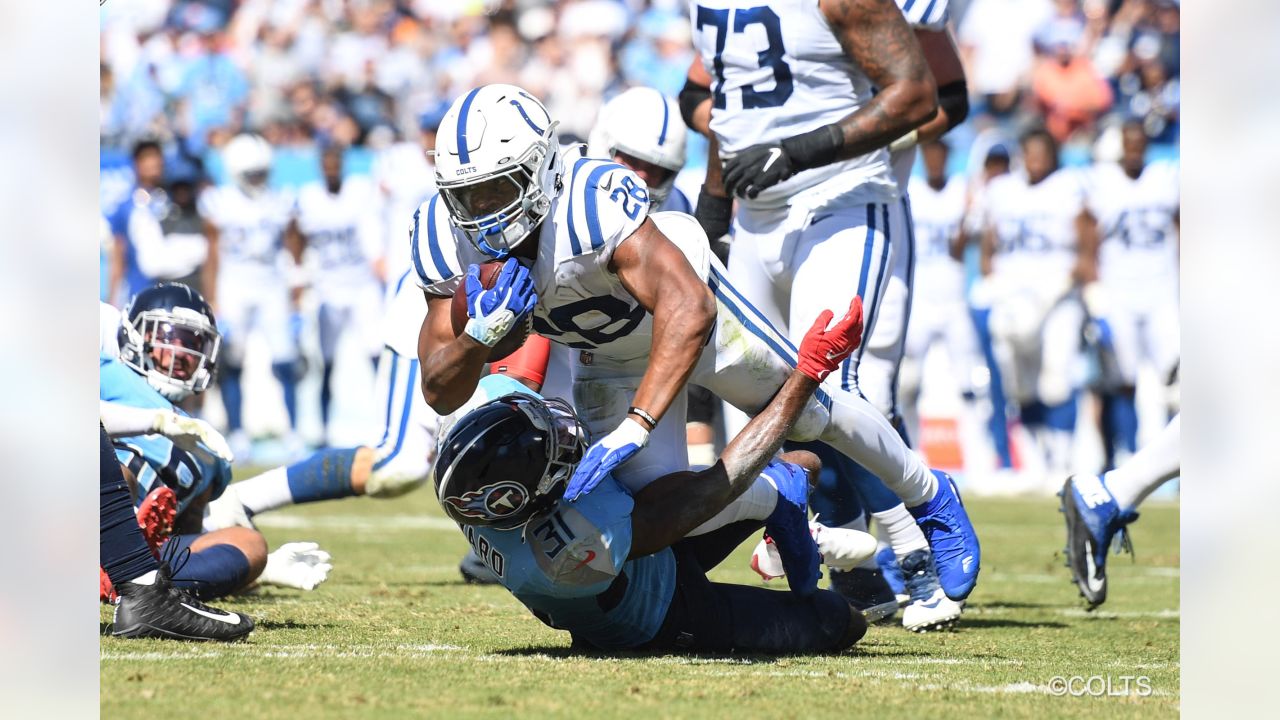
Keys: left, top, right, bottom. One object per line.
{"left": 608, "top": 219, "right": 716, "bottom": 429}
{"left": 820, "top": 0, "right": 938, "bottom": 161}
{"left": 628, "top": 369, "right": 819, "bottom": 558}
{"left": 910, "top": 28, "right": 968, "bottom": 143}
{"left": 417, "top": 292, "right": 492, "bottom": 415}
{"left": 201, "top": 220, "right": 219, "bottom": 310}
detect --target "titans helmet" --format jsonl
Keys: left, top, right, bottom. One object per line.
{"left": 117, "top": 283, "right": 221, "bottom": 402}
{"left": 434, "top": 393, "right": 587, "bottom": 530}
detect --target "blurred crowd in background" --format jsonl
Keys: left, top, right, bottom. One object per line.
{"left": 98, "top": 0, "right": 1180, "bottom": 477}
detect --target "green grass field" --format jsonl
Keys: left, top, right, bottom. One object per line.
{"left": 101, "top": 484, "right": 1179, "bottom": 719}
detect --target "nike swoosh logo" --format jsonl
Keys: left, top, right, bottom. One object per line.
{"left": 181, "top": 603, "right": 243, "bottom": 625}
{"left": 761, "top": 147, "right": 783, "bottom": 174}
{"left": 1082, "top": 542, "right": 1104, "bottom": 592}
{"left": 572, "top": 550, "right": 597, "bottom": 572}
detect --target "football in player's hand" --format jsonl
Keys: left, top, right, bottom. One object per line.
{"left": 451, "top": 260, "right": 532, "bottom": 361}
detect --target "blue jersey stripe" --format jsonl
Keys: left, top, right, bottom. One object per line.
{"left": 853, "top": 204, "right": 892, "bottom": 379}
{"left": 374, "top": 360, "right": 420, "bottom": 471}
{"left": 921, "top": 0, "right": 941, "bottom": 24}
{"left": 566, "top": 156, "right": 593, "bottom": 255}
{"left": 583, "top": 162, "right": 628, "bottom": 250}
{"left": 891, "top": 196, "right": 917, "bottom": 415}
{"left": 425, "top": 196, "right": 456, "bottom": 282}
{"left": 456, "top": 88, "right": 481, "bottom": 164}
{"left": 709, "top": 273, "right": 831, "bottom": 411}
{"left": 410, "top": 206, "right": 428, "bottom": 283}
{"left": 656, "top": 89, "right": 669, "bottom": 146}
{"left": 394, "top": 268, "right": 411, "bottom": 295}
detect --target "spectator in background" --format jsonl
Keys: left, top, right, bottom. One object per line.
{"left": 620, "top": 10, "right": 694, "bottom": 97}
{"left": 173, "top": 10, "right": 250, "bottom": 153}
{"left": 959, "top": 0, "right": 1053, "bottom": 118}
{"left": 126, "top": 155, "right": 210, "bottom": 296}
{"left": 108, "top": 139, "right": 168, "bottom": 305}
{"left": 1032, "top": 21, "right": 1113, "bottom": 143}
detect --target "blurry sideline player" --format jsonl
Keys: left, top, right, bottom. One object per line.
{"left": 296, "top": 144, "right": 385, "bottom": 442}
{"left": 978, "top": 128, "right": 1090, "bottom": 481}
{"left": 203, "top": 269, "right": 443, "bottom": 532}
{"left": 1081, "top": 121, "right": 1180, "bottom": 467}
{"left": 106, "top": 138, "right": 166, "bottom": 304}
{"left": 433, "top": 298, "right": 872, "bottom": 652}
{"left": 1060, "top": 414, "right": 1180, "bottom": 608}
{"left": 413, "top": 85, "right": 979, "bottom": 608}
{"left": 200, "top": 133, "right": 305, "bottom": 459}
{"left": 898, "top": 140, "right": 983, "bottom": 456}
{"left": 684, "top": 0, "right": 969, "bottom": 629}
{"left": 102, "top": 284, "right": 331, "bottom": 597}
{"left": 587, "top": 87, "right": 722, "bottom": 467}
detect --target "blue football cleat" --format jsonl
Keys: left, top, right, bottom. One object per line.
{"left": 764, "top": 463, "right": 821, "bottom": 597}
{"left": 909, "top": 470, "right": 981, "bottom": 601}
{"left": 1060, "top": 474, "right": 1139, "bottom": 609}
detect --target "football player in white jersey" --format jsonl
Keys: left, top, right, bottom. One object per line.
{"left": 979, "top": 128, "right": 1090, "bottom": 481}
{"left": 296, "top": 144, "right": 386, "bottom": 442}
{"left": 200, "top": 133, "right": 304, "bottom": 458}
{"left": 411, "top": 84, "right": 981, "bottom": 611}
{"left": 1081, "top": 121, "right": 1180, "bottom": 467}
{"left": 683, "top": 0, "right": 970, "bottom": 628}
{"left": 899, "top": 139, "right": 983, "bottom": 451}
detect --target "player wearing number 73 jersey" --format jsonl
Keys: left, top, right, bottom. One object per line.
{"left": 412, "top": 84, "right": 980, "bottom": 601}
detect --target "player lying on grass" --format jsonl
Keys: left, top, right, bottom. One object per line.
{"left": 101, "top": 284, "right": 331, "bottom": 599}
{"left": 414, "top": 84, "right": 979, "bottom": 604}
{"left": 432, "top": 296, "right": 876, "bottom": 653}
{"left": 1060, "top": 414, "right": 1181, "bottom": 609}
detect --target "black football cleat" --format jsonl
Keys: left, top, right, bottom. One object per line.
{"left": 829, "top": 567, "right": 900, "bottom": 624}
{"left": 111, "top": 564, "right": 253, "bottom": 642}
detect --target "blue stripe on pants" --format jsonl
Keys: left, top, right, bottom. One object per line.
{"left": 374, "top": 359, "right": 420, "bottom": 471}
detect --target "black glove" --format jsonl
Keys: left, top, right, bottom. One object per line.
{"left": 694, "top": 187, "right": 733, "bottom": 243}
{"left": 722, "top": 124, "right": 844, "bottom": 199}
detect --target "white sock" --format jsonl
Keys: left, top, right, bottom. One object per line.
{"left": 687, "top": 473, "right": 779, "bottom": 536}
{"left": 234, "top": 466, "right": 294, "bottom": 515}
{"left": 836, "top": 514, "right": 879, "bottom": 570}
{"left": 126, "top": 569, "right": 158, "bottom": 586}
{"left": 871, "top": 503, "right": 929, "bottom": 559}
{"left": 1104, "top": 414, "right": 1180, "bottom": 511}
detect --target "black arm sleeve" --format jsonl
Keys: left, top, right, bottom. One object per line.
{"left": 679, "top": 77, "right": 713, "bottom": 131}
{"left": 937, "top": 80, "right": 969, "bottom": 131}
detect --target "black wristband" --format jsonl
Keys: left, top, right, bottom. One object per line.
{"left": 937, "top": 80, "right": 970, "bottom": 131}
{"left": 781, "top": 124, "right": 844, "bottom": 172}
{"left": 678, "top": 78, "right": 713, "bottom": 132}
{"left": 694, "top": 186, "right": 733, "bottom": 241}
{"left": 628, "top": 406, "right": 658, "bottom": 431}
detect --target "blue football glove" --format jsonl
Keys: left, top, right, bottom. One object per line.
{"left": 463, "top": 258, "right": 537, "bottom": 347}
{"left": 564, "top": 418, "right": 650, "bottom": 501}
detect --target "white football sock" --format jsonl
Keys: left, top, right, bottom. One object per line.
{"left": 686, "top": 473, "right": 779, "bottom": 536}
{"left": 233, "top": 466, "right": 294, "bottom": 516}
{"left": 871, "top": 503, "right": 929, "bottom": 558}
{"left": 1104, "top": 414, "right": 1180, "bottom": 512}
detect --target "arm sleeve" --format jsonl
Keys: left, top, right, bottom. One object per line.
{"left": 100, "top": 401, "right": 161, "bottom": 437}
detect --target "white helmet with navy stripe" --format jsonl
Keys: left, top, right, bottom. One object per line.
{"left": 587, "top": 87, "right": 686, "bottom": 205}
{"left": 434, "top": 84, "right": 560, "bottom": 258}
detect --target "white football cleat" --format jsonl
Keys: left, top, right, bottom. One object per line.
{"left": 750, "top": 522, "right": 878, "bottom": 580}
{"left": 901, "top": 588, "right": 963, "bottom": 633}
{"left": 259, "top": 542, "right": 333, "bottom": 591}
{"left": 202, "top": 483, "right": 256, "bottom": 532}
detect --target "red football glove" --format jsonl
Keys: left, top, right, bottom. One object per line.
{"left": 796, "top": 296, "right": 864, "bottom": 383}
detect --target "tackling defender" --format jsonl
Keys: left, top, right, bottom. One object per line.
{"left": 434, "top": 296, "right": 870, "bottom": 652}
{"left": 103, "top": 284, "right": 332, "bottom": 597}
{"left": 411, "top": 85, "right": 979, "bottom": 604}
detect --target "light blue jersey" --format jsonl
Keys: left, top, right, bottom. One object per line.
{"left": 454, "top": 376, "right": 677, "bottom": 650}
{"left": 100, "top": 354, "right": 231, "bottom": 515}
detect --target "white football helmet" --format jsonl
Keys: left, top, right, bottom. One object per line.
{"left": 587, "top": 87, "right": 686, "bottom": 206}
{"left": 434, "top": 84, "right": 561, "bottom": 257}
{"left": 223, "top": 133, "right": 273, "bottom": 197}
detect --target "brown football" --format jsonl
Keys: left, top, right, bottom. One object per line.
{"left": 450, "top": 260, "right": 532, "bottom": 362}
